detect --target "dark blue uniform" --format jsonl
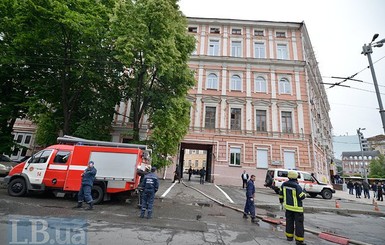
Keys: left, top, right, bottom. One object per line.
{"left": 78, "top": 166, "right": 97, "bottom": 207}
{"left": 140, "top": 172, "right": 159, "bottom": 218}
{"left": 243, "top": 179, "right": 255, "bottom": 219}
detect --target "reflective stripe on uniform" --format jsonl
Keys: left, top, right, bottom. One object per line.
{"left": 285, "top": 232, "right": 294, "bottom": 238}
{"left": 295, "top": 236, "right": 304, "bottom": 241}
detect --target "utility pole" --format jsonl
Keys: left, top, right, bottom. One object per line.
{"left": 357, "top": 128, "right": 368, "bottom": 182}
{"left": 362, "top": 34, "right": 385, "bottom": 133}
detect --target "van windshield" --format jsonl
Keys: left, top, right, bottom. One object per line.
{"left": 277, "top": 171, "right": 288, "bottom": 177}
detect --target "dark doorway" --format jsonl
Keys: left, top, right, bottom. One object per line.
{"left": 179, "top": 143, "right": 213, "bottom": 183}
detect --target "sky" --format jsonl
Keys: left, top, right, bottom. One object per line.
{"left": 179, "top": 0, "right": 385, "bottom": 139}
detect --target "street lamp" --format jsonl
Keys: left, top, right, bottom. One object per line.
{"left": 362, "top": 34, "right": 385, "bottom": 133}
{"left": 357, "top": 128, "right": 368, "bottom": 182}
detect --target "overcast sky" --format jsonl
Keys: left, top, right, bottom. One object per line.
{"left": 179, "top": 0, "right": 385, "bottom": 139}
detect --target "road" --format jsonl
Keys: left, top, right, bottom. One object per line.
{"left": 0, "top": 177, "right": 384, "bottom": 245}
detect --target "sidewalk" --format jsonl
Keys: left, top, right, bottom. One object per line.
{"left": 334, "top": 189, "right": 385, "bottom": 206}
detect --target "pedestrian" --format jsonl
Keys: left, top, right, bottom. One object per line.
{"left": 362, "top": 180, "right": 370, "bottom": 199}
{"left": 74, "top": 161, "right": 97, "bottom": 210}
{"left": 140, "top": 166, "right": 159, "bottom": 219}
{"left": 371, "top": 182, "right": 377, "bottom": 199}
{"left": 188, "top": 166, "right": 193, "bottom": 181}
{"left": 200, "top": 167, "right": 206, "bottom": 184}
{"left": 241, "top": 170, "right": 249, "bottom": 189}
{"left": 243, "top": 175, "right": 258, "bottom": 223}
{"left": 354, "top": 181, "right": 362, "bottom": 198}
{"left": 347, "top": 180, "right": 354, "bottom": 195}
{"left": 377, "top": 182, "right": 383, "bottom": 202}
{"left": 137, "top": 165, "right": 151, "bottom": 208}
{"left": 279, "top": 170, "right": 306, "bottom": 245}
{"left": 172, "top": 164, "right": 181, "bottom": 183}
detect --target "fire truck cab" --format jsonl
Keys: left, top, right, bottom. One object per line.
{"left": 4, "top": 136, "right": 151, "bottom": 204}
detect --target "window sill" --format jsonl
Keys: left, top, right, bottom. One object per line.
{"left": 229, "top": 164, "right": 241, "bottom": 167}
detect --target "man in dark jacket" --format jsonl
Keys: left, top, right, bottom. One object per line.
{"left": 188, "top": 166, "right": 193, "bottom": 181}
{"left": 362, "top": 180, "right": 370, "bottom": 199}
{"left": 140, "top": 166, "right": 159, "bottom": 219}
{"left": 137, "top": 165, "right": 151, "bottom": 208}
{"left": 243, "top": 175, "right": 258, "bottom": 223}
{"left": 241, "top": 170, "right": 249, "bottom": 189}
{"left": 74, "top": 161, "right": 97, "bottom": 210}
{"left": 279, "top": 170, "right": 306, "bottom": 245}
{"left": 200, "top": 167, "right": 206, "bottom": 184}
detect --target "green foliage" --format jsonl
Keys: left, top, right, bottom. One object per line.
{"left": 109, "top": 0, "right": 196, "bottom": 143}
{"left": 35, "top": 113, "right": 60, "bottom": 147}
{"left": 368, "top": 154, "right": 385, "bottom": 178}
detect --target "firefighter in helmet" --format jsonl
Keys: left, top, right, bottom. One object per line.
{"left": 139, "top": 166, "right": 159, "bottom": 219}
{"left": 279, "top": 170, "right": 306, "bottom": 245}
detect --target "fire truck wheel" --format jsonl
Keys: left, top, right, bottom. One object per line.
{"left": 8, "top": 178, "right": 27, "bottom": 197}
{"left": 321, "top": 189, "right": 332, "bottom": 199}
{"left": 91, "top": 185, "right": 104, "bottom": 204}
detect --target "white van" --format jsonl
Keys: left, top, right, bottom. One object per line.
{"left": 264, "top": 168, "right": 335, "bottom": 199}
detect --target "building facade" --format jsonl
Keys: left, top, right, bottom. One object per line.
{"left": 367, "top": 134, "right": 385, "bottom": 154}
{"left": 341, "top": 151, "right": 380, "bottom": 176}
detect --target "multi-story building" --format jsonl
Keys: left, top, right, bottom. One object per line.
{"left": 341, "top": 150, "right": 380, "bottom": 176}
{"left": 367, "top": 134, "right": 385, "bottom": 154}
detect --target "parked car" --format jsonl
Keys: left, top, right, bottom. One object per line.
{"left": 0, "top": 155, "right": 18, "bottom": 177}
{"left": 264, "top": 168, "right": 335, "bottom": 199}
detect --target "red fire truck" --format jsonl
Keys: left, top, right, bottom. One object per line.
{"left": 4, "top": 136, "right": 151, "bottom": 204}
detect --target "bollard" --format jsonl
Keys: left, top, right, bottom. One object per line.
{"left": 335, "top": 200, "right": 340, "bottom": 208}
{"left": 373, "top": 200, "right": 380, "bottom": 212}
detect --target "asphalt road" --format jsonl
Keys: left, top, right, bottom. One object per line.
{"left": 0, "top": 177, "right": 384, "bottom": 245}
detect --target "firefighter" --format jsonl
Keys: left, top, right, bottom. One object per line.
{"left": 74, "top": 161, "right": 97, "bottom": 210}
{"left": 140, "top": 166, "right": 159, "bottom": 219}
{"left": 137, "top": 165, "right": 151, "bottom": 208}
{"left": 279, "top": 170, "right": 306, "bottom": 245}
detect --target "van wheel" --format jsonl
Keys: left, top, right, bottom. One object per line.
{"left": 91, "top": 185, "right": 104, "bottom": 204}
{"left": 321, "top": 189, "right": 332, "bottom": 199}
{"left": 309, "top": 193, "right": 318, "bottom": 198}
{"left": 8, "top": 178, "right": 27, "bottom": 197}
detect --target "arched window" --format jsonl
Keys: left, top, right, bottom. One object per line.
{"left": 231, "top": 75, "right": 242, "bottom": 91}
{"left": 207, "top": 73, "right": 218, "bottom": 89}
{"left": 279, "top": 78, "right": 291, "bottom": 94}
{"left": 255, "top": 76, "right": 267, "bottom": 92}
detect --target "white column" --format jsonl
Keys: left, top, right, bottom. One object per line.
{"left": 220, "top": 98, "right": 227, "bottom": 129}
{"left": 268, "top": 29, "right": 274, "bottom": 59}
{"left": 246, "top": 99, "right": 252, "bottom": 131}
{"left": 271, "top": 101, "right": 278, "bottom": 132}
{"left": 197, "top": 65, "right": 204, "bottom": 94}
{"left": 200, "top": 26, "right": 206, "bottom": 55}
{"left": 223, "top": 26, "right": 228, "bottom": 56}
{"left": 246, "top": 65, "right": 251, "bottom": 96}
{"left": 297, "top": 103, "right": 305, "bottom": 133}
{"left": 291, "top": 30, "right": 298, "bottom": 60}
{"left": 194, "top": 96, "right": 202, "bottom": 129}
{"left": 246, "top": 28, "right": 251, "bottom": 58}
{"left": 270, "top": 71, "right": 276, "bottom": 99}
{"left": 221, "top": 66, "right": 227, "bottom": 96}
{"left": 295, "top": 71, "right": 301, "bottom": 100}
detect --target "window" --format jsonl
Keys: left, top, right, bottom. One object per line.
{"left": 276, "top": 31, "right": 286, "bottom": 38}
{"left": 188, "top": 27, "right": 197, "bottom": 33}
{"left": 188, "top": 160, "right": 192, "bottom": 165}
{"left": 210, "top": 27, "right": 220, "bottom": 34}
{"left": 277, "top": 44, "right": 288, "bottom": 59}
{"left": 279, "top": 78, "right": 291, "bottom": 94}
{"left": 30, "top": 150, "right": 52, "bottom": 164}
{"left": 254, "top": 76, "right": 267, "bottom": 92}
{"left": 12, "top": 148, "right": 19, "bottom": 156}
{"left": 231, "top": 75, "right": 242, "bottom": 91}
{"left": 230, "top": 108, "right": 241, "bottom": 130}
{"left": 254, "top": 30, "right": 264, "bottom": 36}
{"left": 208, "top": 40, "right": 219, "bottom": 56}
{"left": 24, "top": 135, "right": 31, "bottom": 144}
{"left": 257, "top": 149, "right": 268, "bottom": 168}
{"left": 284, "top": 150, "right": 295, "bottom": 169}
{"left": 195, "top": 160, "right": 199, "bottom": 167}
{"left": 256, "top": 110, "right": 267, "bottom": 131}
{"left": 207, "top": 73, "right": 218, "bottom": 89}
{"left": 21, "top": 148, "right": 27, "bottom": 157}
{"left": 205, "top": 107, "right": 216, "bottom": 129}
{"left": 231, "top": 41, "right": 242, "bottom": 57}
{"left": 230, "top": 148, "right": 241, "bottom": 166}
{"left": 232, "top": 28, "right": 242, "bottom": 35}
{"left": 302, "top": 173, "right": 314, "bottom": 182}
{"left": 53, "top": 151, "right": 70, "bottom": 164}
{"left": 16, "top": 135, "right": 23, "bottom": 143}
{"left": 254, "top": 42, "right": 265, "bottom": 58}
{"left": 202, "top": 160, "right": 206, "bottom": 167}
{"left": 281, "top": 111, "right": 293, "bottom": 133}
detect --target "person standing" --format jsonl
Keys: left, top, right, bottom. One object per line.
{"left": 188, "top": 166, "right": 193, "bottom": 181}
{"left": 137, "top": 165, "right": 151, "bottom": 208}
{"left": 172, "top": 164, "right": 181, "bottom": 183}
{"left": 200, "top": 167, "right": 206, "bottom": 184}
{"left": 362, "top": 180, "right": 370, "bottom": 199}
{"left": 372, "top": 182, "right": 377, "bottom": 199}
{"left": 354, "top": 181, "right": 362, "bottom": 198}
{"left": 241, "top": 170, "right": 249, "bottom": 189}
{"left": 140, "top": 166, "right": 159, "bottom": 219}
{"left": 377, "top": 182, "right": 384, "bottom": 202}
{"left": 347, "top": 180, "right": 354, "bottom": 195}
{"left": 279, "top": 170, "right": 306, "bottom": 245}
{"left": 74, "top": 161, "right": 97, "bottom": 210}
{"left": 243, "top": 175, "right": 258, "bottom": 223}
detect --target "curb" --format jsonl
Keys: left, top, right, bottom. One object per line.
{"left": 318, "top": 232, "right": 349, "bottom": 245}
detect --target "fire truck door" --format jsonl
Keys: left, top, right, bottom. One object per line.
{"left": 22, "top": 150, "right": 53, "bottom": 185}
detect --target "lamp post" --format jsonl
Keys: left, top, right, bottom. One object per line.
{"left": 357, "top": 128, "right": 368, "bottom": 182}
{"left": 362, "top": 34, "right": 385, "bottom": 133}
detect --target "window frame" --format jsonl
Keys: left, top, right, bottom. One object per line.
{"left": 254, "top": 76, "right": 267, "bottom": 93}
{"left": 254, "top": 30, "right": 264, "bottom": 37}
{"left": 279, "top": 78, "right": 291, "bottom": 94}
{"left": 231, "top": 40, "right": 242, "bottom": 57}
{"left": 210, "top": 27, "right": 220, "bottom": 34}
{"left": 276, "top": 31, "right": 286, "bottom": 38}
{"left": 206, "top": 73, "right": 219, "bottom": 89}
{"left": 281, "top": 111, "right": 293, "bottom": 133}
{"left": 230, "top": 74, "right": 242, "bottom": 91}
{"left": 231, "top": 28, "right": 242, "bottom": 35}
{"left": 277, "top": 43, "right": 288, "bottom": 59}
{"left": 208, "top": 39, "right": 220, "bottom": 56}
{"left": 204, "top": 106, "right": 217, "bottom": 129}
{"left": 230, "top": 108, "right": 242, "bottom": 130}
{"left": 188, "top": 26, "right": 198, "bottom": 33}
{"left": 254, "top": 42, "right": 266, "bottom": 58}
{"left": 230, "top": 147, "right": 241, "bottom": 166}
{"left": 255, "top": 110, "right": 267, "bottom": 132}
{"left": 256, "top": 148, "right": 269, "bottom": 169}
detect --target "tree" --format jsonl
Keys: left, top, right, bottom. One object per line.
{"left": 368, "top": 154, "right": 385, "bottom": 178}
{"left": 1, "top": 0, "right": 122, "bottom": 147}
{"left": 109, "top": 0, "right": 196, "bottom": 142}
